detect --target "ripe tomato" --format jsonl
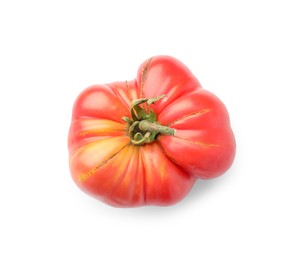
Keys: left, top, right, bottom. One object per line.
{"left": 68, "top": 56, "right": 235, "bottom": 207}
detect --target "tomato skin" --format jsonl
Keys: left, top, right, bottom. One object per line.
{"left": 158, "top": 89, "right": 235, "bottom": 178}
{"left": 68, "top": 56, "right": 235, "bottom": 207}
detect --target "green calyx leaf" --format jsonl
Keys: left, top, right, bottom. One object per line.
{"left": 129, "top": 94, "right": 166, "bottom": 122}
{"left": 122, "top": 94, "right": 175, "bottom": 145}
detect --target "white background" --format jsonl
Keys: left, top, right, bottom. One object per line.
{"left": 1, "top": 0, "right": 303, "bottom": 259}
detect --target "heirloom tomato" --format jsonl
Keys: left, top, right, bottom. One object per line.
{"left": 68, "top": 56, "right": 235, "bottom": 207}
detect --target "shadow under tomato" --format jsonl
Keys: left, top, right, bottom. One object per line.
{"left": 184, "top": 178, "right": 220, "bottom": 203}
{"left": 97, "top": 169, "right": 235, "bottom": 218}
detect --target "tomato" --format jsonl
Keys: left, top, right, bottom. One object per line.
{"left": 68, "top": 56, "right": 235, "bottom": 207}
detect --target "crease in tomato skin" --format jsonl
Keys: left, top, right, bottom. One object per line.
{"left": 169, "top": 135, "right": 220, "bottom": 148}
{"left": 79, "top": 128, "right": 126, "bottom": 136}
{"left": 155, "top": 139, "right": 194, "bottom": 176}
{"left": 77, "top": 143, "right": 130, "bottom": 182}
{"left": 82, "top": 144, "right": 145, "bottom": 208}
{"left": 157, "top": 135, "right": 220, "bottom": 176}
{"left": 157, "top": 88, "right": 219, "bottom": 124}
{"left": 77, "top": 120, "right": 127, "bottom": 137}
{"left": 138, "top": 146, "right": 147, "bottom": 204}
{"left": 159, "top": 130, "right": 235, "bottom": 179}
{"left": 139, "top": 143, "right": 196, "bottom": 206}
{"left": 106, "top": 146, "right": 136, "bottom": 201}
{"left": 108, "top": 81, "right": 141, "bottom": 115}
{"left": 166, "top": 109, "right": 212, "bottom": 127}
{"left": 139, "top": 57, "right": 153, "bottom": 98}
{"left": 150, "top": 79, "right": 200, "bottom": 116}
{"left": 137, "top": 56, "right": 201, "bottom": 103}
{"left": 127, "top": 146, "right": 145, "bottom": 206}
{"left": 69, "top": 136, "right": 127, "bottom": 163}
{"left": 69, "top": 136, "right": 131, "bottom": 186}
{"left": 72, "top": 84, "right": 131, "bottom": 123}
{"left": 68, "top": 119, "right": 128, "bottom": 153}
{"left": 105, "top": 84, "right": 131, "bottom": 113}
{"left": 125, "top": 81, "right": 132, "bottom": 100}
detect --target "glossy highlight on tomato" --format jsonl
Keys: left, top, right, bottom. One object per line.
{"left": 68, "top": 56, "right": 236, "bottom": 207}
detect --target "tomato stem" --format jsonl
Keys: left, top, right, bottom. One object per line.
{"left": 123, "top": 94, "right": 176, "bottom": 145}
{"left": 139, "top": 120, "right": 175, "bottom": 136}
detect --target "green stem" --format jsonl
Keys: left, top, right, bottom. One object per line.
{"left": 123, "top": 94, "right": 176, "bottom": 145}
{"left": 139, "top": 120, "right": 176, "bottom": 136}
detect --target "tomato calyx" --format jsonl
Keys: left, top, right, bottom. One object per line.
{"left": 122, "top": 94, "right": 176, "bottom": 145}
